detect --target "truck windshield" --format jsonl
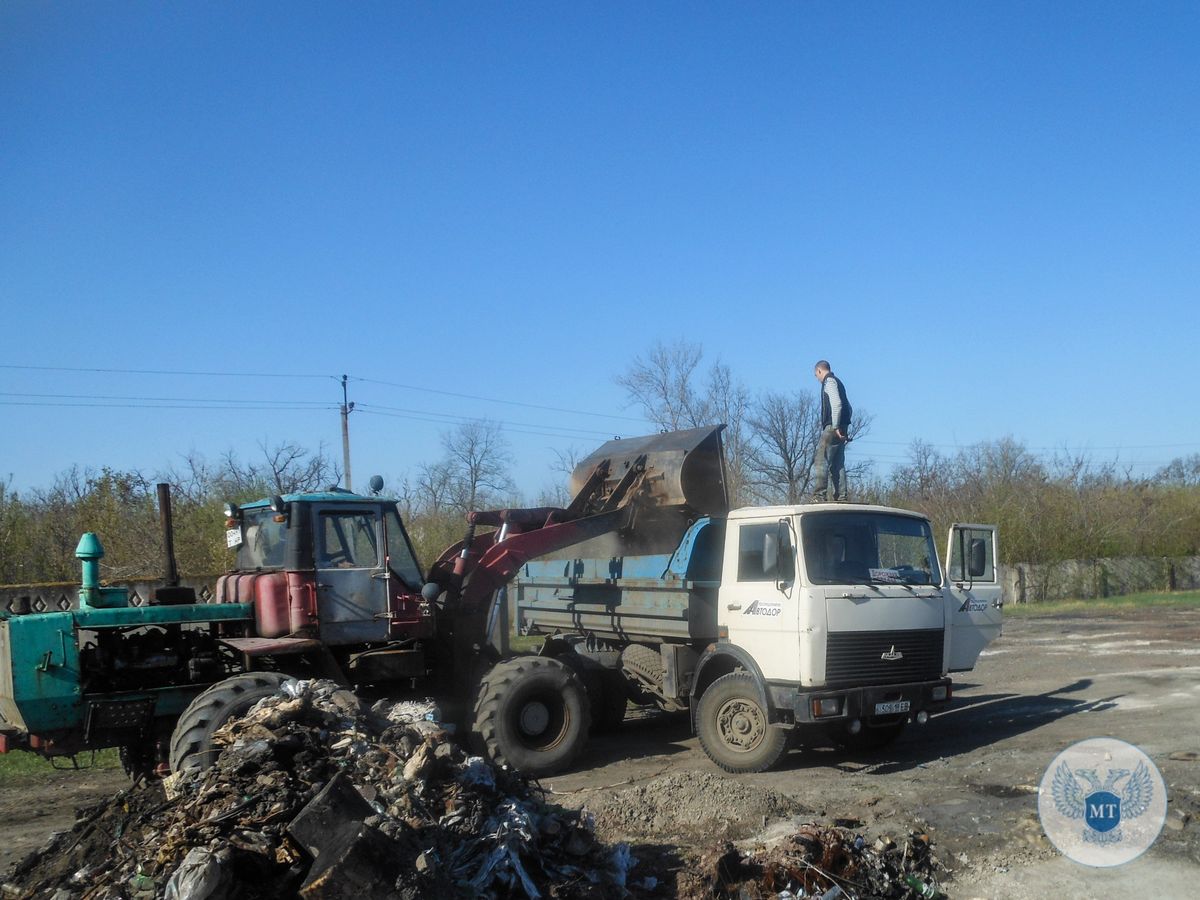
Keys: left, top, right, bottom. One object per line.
{"left": 236, "top": 508, "right": 287, "bottom": 570}
{"left": 801, "top": 511, "right": 941, "bottom": 586}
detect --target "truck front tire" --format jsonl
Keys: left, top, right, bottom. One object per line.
{"left": 697, "top": 671, "right": 789, "bottom": 774}
{"left": 473, "top": 656, "right": 590, "bottom": 776}
{"left": 169, "top": 672, "right": 292, "bottom": 772}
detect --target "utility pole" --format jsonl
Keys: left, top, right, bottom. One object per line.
{"left": 340, "top": 374, "right": 354, "bottom": 491}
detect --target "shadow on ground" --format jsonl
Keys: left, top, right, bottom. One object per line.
{"left": 572, "top": 678, "right": 1119, "bottom": 777}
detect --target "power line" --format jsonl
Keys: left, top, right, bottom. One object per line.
{"left": 352, "top": 376, "right": 649, "bottom": 423}
{"left": 0, "top": 390, "right": 330, "bottom": 406}
{"left": 855, "top": 438, "right": 1199, "bottom": 451}
{"left": 0, "top": 363, "right": 331, "bottom": 380}
{"left": 1, "top": 363, "right": 652, "bottom": 425}
{"left": 0, "top": 400, "right": 336, "bottom": 411}
{"left": 356, "top": 402, "right": 615, "bottom": 437}
{"left": 355, "top": 407, "right": 618, "bottom": 442}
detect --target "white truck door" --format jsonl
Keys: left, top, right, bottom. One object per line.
{"left": 720, "top": 517, "right": 801, "bottom": 682}
{"left": 944, "top": 523, "right": 1003, "bottom": 672}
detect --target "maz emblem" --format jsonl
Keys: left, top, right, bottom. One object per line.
{"left": 880, "top": 645, "right": 904, "bottom": 661}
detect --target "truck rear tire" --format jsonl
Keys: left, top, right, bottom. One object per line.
{"left": 473, "top": 656, "right": 590, "bottom": 776}
{"left": 697, "top": 672, "right": 789, "bottom": 774}
{"left": 169, "top": 672, "right": 291, "bottom": 772}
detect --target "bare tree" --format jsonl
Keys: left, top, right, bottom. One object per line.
{"left": 536, "top": 445, "right": 586, "bottom": 508}
{"left": 744, "top": 390, "right": 822, "bottom": 503}
{"left": 257, "top": 441, "right": 341, "bottom": 494}
{"left": 1157, "top": 454, "right": 1200, "bottom": 487}
{"left": 617, "top": 339, "right": 751, "bottom": 503}
{"left": 442, "top": 420, "right": 515, "bottom": 512}
{"left": 744, "top": 391, "right": 874, "bottom": 504}
{"left": 617, "top": 340, "right": 709, "bottom": 429}
{"left": 413, "top": 460, "right": 458, "bottom": 515}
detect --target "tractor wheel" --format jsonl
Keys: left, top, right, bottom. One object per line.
{"left": 831, "top": 720, "right": 907, "bottom": 753}
{"left": 473, "top": 656, "right": 590, "bottom": 776}
{"left": 696, "top": 672, "right": 789, "bottom": 774}
{"left": 169, "top": 672, "right": 292, "bottom": 772}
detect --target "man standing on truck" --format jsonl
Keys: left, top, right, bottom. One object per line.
{"left": 811, "top": 359, "right": 852, "bottom": 501}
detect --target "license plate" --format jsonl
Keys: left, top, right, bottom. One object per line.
{"left": 225, "top": 527, "right": 242, "bottom": 548}
{"left": 874, "top": 700, "right": 910, "bottom": 715}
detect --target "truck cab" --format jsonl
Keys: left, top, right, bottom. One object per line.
{"left": 715, "top": 503, "right": 1001, "bottom": 741}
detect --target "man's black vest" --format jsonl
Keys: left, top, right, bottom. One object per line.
{"left": 820, "top": 373, "right": 852, "bottom": 431}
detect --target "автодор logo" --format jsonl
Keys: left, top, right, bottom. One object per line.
{"left": 1038, "top": 737, "right": 1167, "bottom": 867}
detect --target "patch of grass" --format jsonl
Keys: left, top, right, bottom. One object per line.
{"left": 0, "top": 746, "right": 121, "bottom": 783}
{"left": 508, "top": 634, "right": 546, "bottom": 653}
{"left": 1005, "top": 589, "right": 1200, "bottom": 618}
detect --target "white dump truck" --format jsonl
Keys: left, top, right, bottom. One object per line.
{"left": 475, "top": 427, "right": 1004, "bottom": 773}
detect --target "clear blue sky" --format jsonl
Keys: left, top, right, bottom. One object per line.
{"left": 2, "top": 1, "right": 1198, "bottom": 498}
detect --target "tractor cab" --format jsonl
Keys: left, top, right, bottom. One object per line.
{"left": 218, "top": 491, "right": 433, "bottom": 650}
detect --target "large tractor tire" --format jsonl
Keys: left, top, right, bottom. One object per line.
{"left": 473, "top": 656, "right": 590, "bottom": 777}
{"left": 169, "top": 672, "right": 292, "bottom": 773}
{"left": 696, "top": 672, "right": 789, "bottom": 774}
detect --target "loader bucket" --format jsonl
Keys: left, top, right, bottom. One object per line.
{"left": 569, "top": 425, "right": 729, "bottom": 517}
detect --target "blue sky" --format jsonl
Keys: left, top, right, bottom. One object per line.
{"left": 2, "top": 1, "right": 1198, "bottom": 497}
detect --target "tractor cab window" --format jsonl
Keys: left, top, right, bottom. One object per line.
{"left": 384, "top": 509, "right": 424, "bottom": 589}
{"left": 318, "top": 511, "right": 380, "bottom": 569}
{"left": 237, "top": 508, "right": 287, "bottom": 570}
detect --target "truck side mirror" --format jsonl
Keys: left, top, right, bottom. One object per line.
{"left": 968, "top": 538, "right": 987, "bottom": 578}
{"left": 774, "top": 518, "right": 795, "bottom": 590}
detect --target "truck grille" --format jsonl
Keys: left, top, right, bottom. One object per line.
{"left": 825, "top": 628, "right": 943, "bottom": 686}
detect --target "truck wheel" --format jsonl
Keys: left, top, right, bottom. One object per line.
{"left": 697, "top": 672, "right": 788, "bottom": 774}
{"left": 169, "top": 672, "right": 291, "bottom": 772}
{"left": 473, "top": 656, "right": 590, "bottom": 776}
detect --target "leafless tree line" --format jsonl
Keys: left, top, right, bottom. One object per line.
{"left": 617, "top": 339, "right": 874, "bottom": 504}
{"left": 2, "top": 341, "right": 1198, "bottom": 584}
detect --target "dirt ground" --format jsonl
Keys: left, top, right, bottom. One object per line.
{"left": 3, "top": 607, "right": 1199, "bottom": 897}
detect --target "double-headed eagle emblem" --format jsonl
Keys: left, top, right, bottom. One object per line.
{"left": 1051, "top": 760, "right": 1155, "bottom": 844}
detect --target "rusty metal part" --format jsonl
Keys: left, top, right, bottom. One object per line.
{"left": 157, "top": 483, "right": 180, "bottom": 588}
{"left": 220, "top": 637, "right": 324, "bottom": 656}
{"left": 569, "top": 425, "right": 728, "bottom": 517}
{"left": 347, "top": 645, "right": 426, "bottom": 681}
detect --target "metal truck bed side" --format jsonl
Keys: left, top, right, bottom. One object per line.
{"left": 515, "top": 517, "right": 724, "bottom": 642}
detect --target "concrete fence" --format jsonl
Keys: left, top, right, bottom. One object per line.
{"left": 999, "top": 556, "right": 1200, "bottom": 604}
{"left": 3, "top": 556, "right": 1198, "bottom": 614}
{"left": 0, "top": 577, "right": 219, "bottom": 615}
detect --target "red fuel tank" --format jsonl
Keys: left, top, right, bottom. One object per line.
{"left": 286, "top": 571, "right": 318, "bottom": 634}
{"left": 254, "top": 573, "right": 290, "bottom": 638}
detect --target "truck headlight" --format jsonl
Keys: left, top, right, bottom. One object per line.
{"left": 931, "top": 685, "right": 948, "bottom": 701}
{"left": 811, "top": 697, "right": 842, "bottom": 717}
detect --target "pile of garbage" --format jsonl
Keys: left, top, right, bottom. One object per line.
{"left": 676, "top": 824, "right": 943, "bottom": 900}
{"left": 6, "top": 680, "right": 658, "bottom": 899}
